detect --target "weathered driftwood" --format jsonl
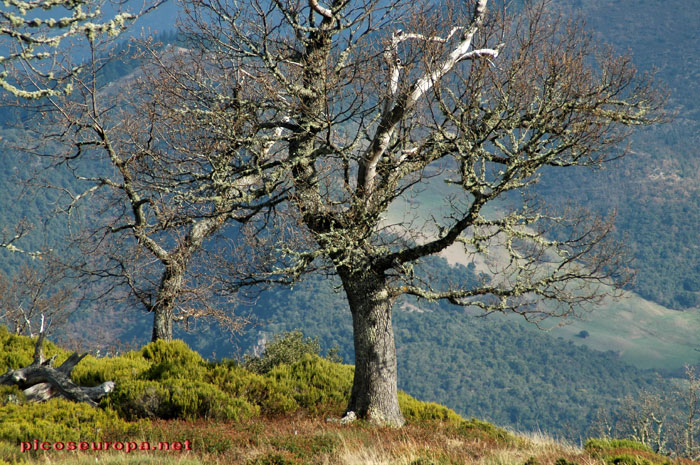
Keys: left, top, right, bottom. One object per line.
{"left": 0, "top": 331, "right": 114, "bottom": 406}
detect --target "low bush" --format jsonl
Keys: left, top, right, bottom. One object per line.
{"left": 0, "top": 326, "right": 68, "bottom": 372}
{"left": 244, "top": 331, "right": 343, "bottom": 374}
{"left": 104, "top": 379, "right": 259, "bottom": 421}
{"left": 72, "top": 353, "right": 151, "bottom": 387}
{"left": 0, "top": 385, "right": 25, "bottom": 405}
{"left": 454, "top": 417, "right": 514, "bottom": 444}
{"left": 140, "top": 340, "right": 207, "bottom": 381}
{"left": 585, "top": 439, "right": 653, "bottom": 454}
{"left": 0, "top": 398, "right": 142, "bottom": 444}
{"left": 0, "top": 332, "right": 514, "bottom": 434}
{"left": 398, "top": 392, "right": 463, "bottom": 424}
{"left": 265, "top": 354, "right": 353, "bottom": 414}
{"left": 585, "top": 438, "right": 672, "bottom": 465}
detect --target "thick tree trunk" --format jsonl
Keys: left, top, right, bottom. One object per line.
{"left": 151, "top": 303, "right": 173, "bottom": 342}
{"left": 151, "top": 265, "right": 182, "bottom": 342}
{"left": 340, "top": 271, "right": 405, "bottom": 427}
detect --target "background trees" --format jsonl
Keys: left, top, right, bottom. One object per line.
{"left": 0, "top": 262, "right": 74, "bottom": 337}
{"left": 30, "top": 34, "right": 291, "bottom": 342}
{"left": 0, "top": 0, "right": 163, "bottom": 340}
{"left": 165, "top": 0, "right": 665, "bottom": 425}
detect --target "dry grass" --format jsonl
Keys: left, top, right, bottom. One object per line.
{"left": 7, "top": 414, "right": 692, "bottom": 465}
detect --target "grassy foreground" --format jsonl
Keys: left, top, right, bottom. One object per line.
{"left": 0, "top": 328, "right": 688, "bottom": 465}
{"left": 2, "top": 415, "right": 685, "bottom": 465}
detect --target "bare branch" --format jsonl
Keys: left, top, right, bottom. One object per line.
{"left": 309, "top": 0, "right": 333, "bottom": 20}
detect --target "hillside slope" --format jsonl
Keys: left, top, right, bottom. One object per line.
{"left": 0, "top": 332, "right": 686, "bottom": 465}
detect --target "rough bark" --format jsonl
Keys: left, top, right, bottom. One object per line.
{"left": 150, "top": 264, "right": 181, "bottom": 342}
{"left": 151, "top": 304, "right": 174, "bottom": 342}
{"left": 340, "top": 270, "right": 405, "bottom": 427}
{"left": 148, "top": 216, "right": 226, "bottom": 342}
{"left": 0, "top": 332, "right": 114, "bottom": 406}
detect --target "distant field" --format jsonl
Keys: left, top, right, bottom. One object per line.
{"left": 387, "top": 175, "right": 700, "bottom": 372}
{"left": 548, "top": 292, "right": 700, "bottom": 370}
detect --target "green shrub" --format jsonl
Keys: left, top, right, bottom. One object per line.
{"left": 455, "top": 418, "right": 514, "bottom": 443}
{"left": 584, "top": 438, "right": 672, "bottom": 465}
{"left": 244, "top": 332, "right": 323, "bottom": 374}
{"left": 0, "top": 385, "right": 25, "bottom": 405}
{"left": 265, "top": 354, "right": 353, "bottom": 413}
{"left": 0, "top": 331, "right": 514, "bottom": 433}
{"left": 235, "top": 378, "right": 299, "bottom": 415}
{"left": 0, "top": 326, "right": 68, "bottom": 372}
{"left": 139, "top": 339, "right": 202, "bottom": 365}
{"left": 585, "top": 439, "right": 653, "bottom": 454}
{"left": 105, "top": 379, "right": 172, "bottom": 419}
{"left": 398, "top": 392, "right": 463, "bottom": 424}
{"left": 0, "top": 398, "right": 140, "bottom": 444}
{"left": 72, "top": 353, "right": 151, "bottom": 387}
{"left": 104, "top": 379, "right": 259, "bottom": 421}
{"left": 140, "top": 340, "right": 207, "bottom": 381}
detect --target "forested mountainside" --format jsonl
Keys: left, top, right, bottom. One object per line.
{"left": 0, "top": 0, "right": 699, "bottom": 443}
{"left": 541, "top": 0, "right": 700, "bottom": 309}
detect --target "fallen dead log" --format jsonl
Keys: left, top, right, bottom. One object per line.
{"left": 0, "top": 329, "right": 114, "bottom": 406}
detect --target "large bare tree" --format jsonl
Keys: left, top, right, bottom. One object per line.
{"left": 167, "top": 0, "right": 666, "bottom": 426}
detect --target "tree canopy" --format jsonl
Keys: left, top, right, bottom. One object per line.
{"left": 0, "top": 0, "right": 156, "bottom": 98}
{"left": 151, "top": 0, "right": 664, "bottom": 425}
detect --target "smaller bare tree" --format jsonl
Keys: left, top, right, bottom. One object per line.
{"left": 673, "top": 366, "right": 700, "bottom": 459}
{"left": 30, "top": 36, "right": 287, "bottom": 342}
{"left": 591, "top": 368, "right": 700, "bottom": 459}
{"left": 0, "top": 259, "right": 75, "bottom": 337}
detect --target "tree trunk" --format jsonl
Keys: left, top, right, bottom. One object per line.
{"left": 151, "top": 305, "right": 173, "bottom": 342}
{"left": 149, "top": 217, "right": 225, "bottom": 342}
{"left": 340, "top": 271, "right": 405, "bottom": 427}
{"left": 151, "top": 264, "right": 182, "bottom": 342}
